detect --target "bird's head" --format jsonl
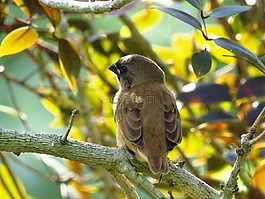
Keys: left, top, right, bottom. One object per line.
{"left": 109, "top": 54, "right": 165, "bottom": 89}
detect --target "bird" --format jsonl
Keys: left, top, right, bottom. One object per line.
{"left": 109, "top": 54, "right": 182, "bottom": 175}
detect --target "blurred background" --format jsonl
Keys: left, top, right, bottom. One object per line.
{"left": 0, "top": 0, "right": 265, "bottom": 198}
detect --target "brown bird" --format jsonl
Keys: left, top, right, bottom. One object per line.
{"left": 109, "top": 54, "right": 182, "bottom": 174}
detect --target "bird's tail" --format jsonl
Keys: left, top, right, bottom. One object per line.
{"left": 148, "top": 156, "right": 169, "bottom": 175}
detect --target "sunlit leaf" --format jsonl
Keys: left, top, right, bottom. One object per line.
{"left": 41, "top": 98, "right": 64, "bottom": 127}
{"left": 198, "top": 116, "right": 246, "bottom": 138}
{"left": 214, "top": 37, "right": 265, "bottom": 73}
{"left": 0, "top": 26, "right": 38, "bottom": 57}
{"left": 154, "top": 33, "right": 193, "bottom": 77}
{"left": 179, "top": 132, "right": 205, "bottom": 156}
{"left": 154, "top": 7, "right": 202, "bottom": 31}
{"left": 252, "top": 160, "right": 265, "bottom": 195}
{"left": 191, "top": 50, "right": 212, "bottom": 78}
{"left": 58, "top": 39, "right": 81, "bottom": 90}
{"left": 0, "top": 165, "right": 34, "bottom": 199}
{"left": 186, "top": 0, "right": 202, "bottom": 11}
{"left": 120, "top": 9, "right": 162, "bottom": 37}
{"left": 208, "top": 6, "right": 251, "bottom": 18}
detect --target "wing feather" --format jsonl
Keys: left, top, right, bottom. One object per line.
{"left": 162, "top": 93, "right": 182, "bottom": 151}
{"left": 115, "top": 91, "right": 145, "bottom": 148}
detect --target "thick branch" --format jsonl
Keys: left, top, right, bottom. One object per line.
{"left": 0, "top": 128, "right": 219, "bottom": 198}
{"left": 39, "top": 0, "right": 134, "bottom": 14}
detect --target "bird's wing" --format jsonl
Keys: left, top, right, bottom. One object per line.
{"left": 162, "top": 91, "right": 182, "bottom": 151}
{"left": 114, "top": 91, "right": 145, "bottom": 148}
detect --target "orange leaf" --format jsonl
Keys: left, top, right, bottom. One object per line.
{"left": 252, "top": 161, "right": 265, "bottom": 194}
{"left": 0, "top": 26, "right": 38, "bottom": 57}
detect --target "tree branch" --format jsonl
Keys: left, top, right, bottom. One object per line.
{"left": 110, "top": 172, "right": 141, "bottom": 199}
{"left": 0, "top": 128, "right": 220, "bottom": 198}
{"left": 220, "top": 107, "right": 265, "bottom": 198}
{"left": 39, "top": 0, "right": 134, "bottom": 14}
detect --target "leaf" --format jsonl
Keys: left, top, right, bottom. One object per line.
{"left": 246, "top": 102, "right": 265, "bottom": 126}
{"left": 191, "top": 50, "right": 212, "bottom": 77}
{"left": 200, "top": 111, "right": 234, "bottom": 122}
{"left": 120, "top": 9, "right": 162, "bottom": 37}
{"left": 252, "top": 160, "right": 265, "bottom": 195}
{"left": 209, "top": 5, "right": 251, "bottom": 18}
{"left": 0, "top": 26, "right": 38, "bottom": 57}
{"left": 177, "top": 83, "right": 231, "bottom": 104}
{"left": 14, "top": 0, "right": 43, "bottom": 16}
{"left": 154, "top": 7, "right": 202, "bottom": 31}
{"left": 39, "top": 2, "right": 61, "bottom": 26}
{"left": 13, "top": 0, "right": 30, "bottom": 16}
{"left": 186, "top": 0, "right": 202, "bottom": 11}
{"left": 237, "top": 76, "right": 265, "bottom": 99}
{"left": 213, "top": 37, "right": 265, "bottom": 73}
{"left": 58, "top": 39, "right": 81, "bottom": 90}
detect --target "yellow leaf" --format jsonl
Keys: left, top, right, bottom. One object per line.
{"left": 120, "top": 9, "right": 162, "bottom": 37}
{"left": 41, "top": 98, "right": 64, "bottom": 127}
{"left": 0, "top": 165, "right": 34, "bottom": 199}
{"left": 0, "top": 26, "right": 38, "bottom": 57}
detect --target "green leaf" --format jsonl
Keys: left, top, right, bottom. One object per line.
{"left": 209, "top": 6, "right": 251, "bottom": 18}
{"left": 58, "top": 39, "right": 81, "bottom": 90}
{"left": 154, "top": 7, "right": 202, "bottom": 31}
{"left": 186, "top": 0, "right": 202, "bottom": 11}
{"left": 191, "top": 50, "right": 212, "bottom": 78}
{"left": 213, "top": 37, "right": 265, "bottom": 74}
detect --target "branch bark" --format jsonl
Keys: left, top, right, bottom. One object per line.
{"left": 220, "top": 107, "right": 265, "bottom": 198}
{"left": 0, "top": 127, "right": 220, "bottom": 199}
{"left": 39, "top": 0, "right": 134, "bottom": 14}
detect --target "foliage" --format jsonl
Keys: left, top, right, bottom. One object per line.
{"left": 0, "top": 0, "right": 265, "bottom": 198}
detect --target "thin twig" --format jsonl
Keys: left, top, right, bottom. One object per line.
{"left": 60, "top": 109, "right": 79, "bottom": 143}
{"left": 4, "top": 78, "right": 30, "bottom": 131}
{"left": 249, "top": 107, "right": 265, "bottom": 133}
{"left": 249, "top": 130, "right": 265, "bottom": 145}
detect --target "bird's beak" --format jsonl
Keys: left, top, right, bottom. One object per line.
{"left": 109, "top": 63, "right": 120, "bottom": 76}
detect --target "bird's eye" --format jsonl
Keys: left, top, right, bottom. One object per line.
{"left": 120, "top": 65, "right": 128, "bottom": 74}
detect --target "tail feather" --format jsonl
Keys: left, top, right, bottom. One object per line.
{"left": 148, "top": 157, "right": 169, "bottom": 175}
